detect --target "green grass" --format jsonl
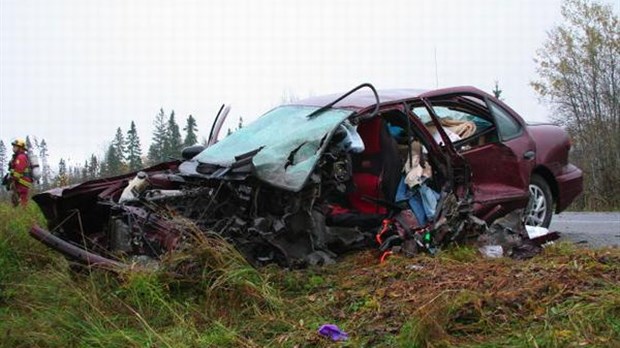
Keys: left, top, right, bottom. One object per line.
{"left": 1, "top": 201, "right": 618, "bottom": 347}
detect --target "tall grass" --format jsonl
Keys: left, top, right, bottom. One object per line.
{"left": 1, "top": 201, "right": 618, "bottom": 347}
{"left": 0, "top": 203, "right": 277, "bottom": 347}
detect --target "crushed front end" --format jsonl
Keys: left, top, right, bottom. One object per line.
{"left": 31, "top": 85, "right": 549, "bottom": 269}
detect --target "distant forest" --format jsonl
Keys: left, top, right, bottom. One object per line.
{"left": 0, "top": 108, "right": 243, "bottom": 192}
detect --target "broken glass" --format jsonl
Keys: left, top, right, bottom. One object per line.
{"left": 192, "top": 105, "right": 354, "bottom": 191}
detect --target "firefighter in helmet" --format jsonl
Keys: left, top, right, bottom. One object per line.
{"left": 7, "top": 139, "right": 33, "bottom": 207}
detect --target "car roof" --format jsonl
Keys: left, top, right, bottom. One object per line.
{"left": 292, "top": 86, "right": 488, "bottom": 112}
{"left": 293, "top": 88, "right": 426, "bottom": 111}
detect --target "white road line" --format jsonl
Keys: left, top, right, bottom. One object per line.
{"left": 554, "top": 220, "right": 619, "bottom": 224}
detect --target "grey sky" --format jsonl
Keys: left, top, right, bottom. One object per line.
{"left": 1, "top": 0, "right": 618, "bottom": 169}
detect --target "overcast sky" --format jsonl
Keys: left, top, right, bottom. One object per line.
{"left": 1, "top": 0, "right": 618, "bottom": 169}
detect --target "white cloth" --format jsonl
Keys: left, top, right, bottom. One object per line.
{"left": 422, "top": 127, "right": 462, "bottom": 154}
{"left": 404, "top": 153, "right": 424, "bottom": 188}
{"left": 403, "top": 141, "right": 432, "bottom": 188}
{"left": 433, "top": 127, "right": 461, "bottom": 146}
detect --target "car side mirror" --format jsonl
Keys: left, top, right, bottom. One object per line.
{"left": 181, "top": 145, "right": 206, "bottom": 160}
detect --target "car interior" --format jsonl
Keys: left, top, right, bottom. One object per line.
{"left": 324, "top": 96, "right": 503, "bottom": 232}
{"left": 325, "top": 108, "right": 448, "bottom": 229}
{"left": 410, "top": 102, "right": 497, "bottom": 152}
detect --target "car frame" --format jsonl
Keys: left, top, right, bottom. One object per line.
{"left": 30, "top": 83, "right": 583, "bottom": 268}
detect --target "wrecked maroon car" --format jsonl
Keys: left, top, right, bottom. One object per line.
{"left": 31, "top": 84, "right": 583, "bottom": 267}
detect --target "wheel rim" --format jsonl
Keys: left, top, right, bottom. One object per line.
{"left": 526, "top": 184, "right": 547, "bottom": 226}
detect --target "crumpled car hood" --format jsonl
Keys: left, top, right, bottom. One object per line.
{"left": 180, "top": 105, "right": 354, "bottom": 192}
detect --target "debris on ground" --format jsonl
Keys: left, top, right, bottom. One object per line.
{"left": 318, "top": 324, "right": 349, "bottom": 341}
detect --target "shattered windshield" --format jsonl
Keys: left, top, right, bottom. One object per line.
{"left": 193, "top": 105, "right": 354, "bottom": 191}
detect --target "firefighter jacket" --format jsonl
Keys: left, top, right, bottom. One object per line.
{"left": 9, "top": 150, "right": 33, "bottom": 188}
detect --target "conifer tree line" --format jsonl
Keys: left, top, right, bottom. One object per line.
{"left": 0, "top": 108, "right": 203, "bottom": 193}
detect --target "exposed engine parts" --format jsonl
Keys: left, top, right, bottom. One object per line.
{"left": 30, "top": 84, "right": 571, "bottom": 269}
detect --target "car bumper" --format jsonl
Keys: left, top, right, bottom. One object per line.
{"left": 555, "top": 164, "right": 583, "bottom": 213}
{"left": 30, "top": 225, "right": 125, "bottom": 269}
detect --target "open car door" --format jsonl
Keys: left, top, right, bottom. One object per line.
{"left": 418, "top": 88, "right": 536, "bottom": 221}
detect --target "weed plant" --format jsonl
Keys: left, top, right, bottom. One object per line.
{"left": 1, "top": 202, "right": 618, "bottom": 347}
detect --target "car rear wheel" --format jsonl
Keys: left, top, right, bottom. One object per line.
{"left": 526, "top": 174, "right": 553, "bottom": 228}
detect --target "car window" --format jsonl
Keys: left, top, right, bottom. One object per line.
{"left": 488, "top": 101, "right": 522, "bottom": 141}
{"left": 411, "top": 106, "right": 492, "bottom": 137}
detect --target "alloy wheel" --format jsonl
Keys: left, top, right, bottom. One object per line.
{"left": 526, "top": 184, "right": 547, "bottom": 226}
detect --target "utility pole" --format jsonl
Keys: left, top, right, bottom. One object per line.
{"left": 434, "top": 46, "right": 439, "bottom": 88}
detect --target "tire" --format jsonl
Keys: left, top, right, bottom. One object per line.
{"left": 525, "top": 174, "right": 553, "bottom": 228}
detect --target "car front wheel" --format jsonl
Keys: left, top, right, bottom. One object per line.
{"left": 525, "top": 174, "right": 553, "bottom": 228}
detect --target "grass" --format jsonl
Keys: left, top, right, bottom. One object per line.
{"left": 1, "top": 201, "right": 618, "bottom": 347}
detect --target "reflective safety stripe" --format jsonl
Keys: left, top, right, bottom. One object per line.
{"left": 10, "top": 170, "right": 33, "bottom": 187}
{"left": 16, "top": 177, "right": 33, "bottom": 188}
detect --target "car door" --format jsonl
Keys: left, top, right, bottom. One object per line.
{"left": 420, "top": 91, "right": 536, "bottom": 220}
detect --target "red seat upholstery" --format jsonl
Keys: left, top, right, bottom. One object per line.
{"left": 347, "top": 117, "right": 394, "bottom": 214}
{"left": 348, "top": 173, "right": 386, "bottom": 214}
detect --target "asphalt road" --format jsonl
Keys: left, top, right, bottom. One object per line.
{"left": 550, "top": 212, "right": 620, "bottom": 248}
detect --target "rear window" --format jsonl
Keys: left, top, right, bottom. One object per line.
{"left": 489, "top": 101, "right": 522, "bottom": 140}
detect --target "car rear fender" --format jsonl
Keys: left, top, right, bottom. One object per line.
{"left": 532, "top": 165, "right": 559, "bottom": 207}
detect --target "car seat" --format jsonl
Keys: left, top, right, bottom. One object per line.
{"left": 347, "top": 117, "right": 402, "bottom": 214}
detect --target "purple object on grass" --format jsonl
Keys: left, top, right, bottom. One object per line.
{"left": 318, "top": 324, "right": 349, "bottom": 341}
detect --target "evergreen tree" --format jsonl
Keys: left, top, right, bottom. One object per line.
{"left": 81, "top": 160, "right": 89, "bottom": 180}
{"left": 87, "top": 154, "right": 99, "bottom": 179}
{"left": 183, "top": 115, "right": 199, "bottom": 147}
{"left": 225, "top": 116, "right": 245, "bottom": 137}
{"left": 56, "top": 158, "right": 69, "bottom": 187}
{"left": 38, "top": 139, "right": 51, "bottom": 189}
{"left": 126, "top": 121, "right": 143, "bottom": 171}
{"left": 71, "top": 166, "right": 80, "bottom": 184}
{"left": 31, "top": 136, "right": 39, "bottom": 154}
{"left": 112, "top": 127, "right": 126, "bottom": 172}
{"left": 163, "top": 110, "right": 182, "bottom": 159}
{"left": 25, "top": 136, "right": 33, "bottom": 152}
{"left": 148, "top": 108, "right": 167, "bottom": 164}
{"left": 103, "top": 144, "right": 122, "bottom": 176}
{"left": 492, "top": 81, "right": 503, "bottom": 100}
{"left": 58, "top": 159, "right": 66, "bottom": 177}
{"left": 0, "top": 140, "right": 6, "bottom": 178}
